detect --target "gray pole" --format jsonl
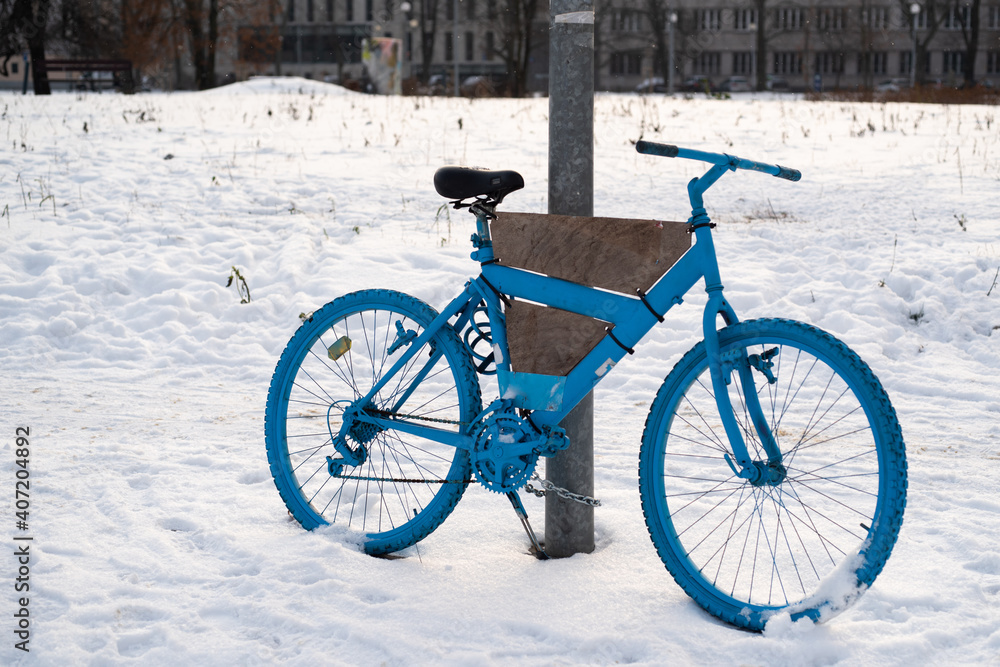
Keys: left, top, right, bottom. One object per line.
{"left": 546, "top": 0, "right": 595, "bottom": 558}
{"left": 22, "top": 51, "right": 30, "bottom": 95}
{"left": 453, "top": 0, "right": 459, "bottom": 96}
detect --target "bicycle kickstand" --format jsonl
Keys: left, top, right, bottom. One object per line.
{"left": 506, "top": 491, "right": 549, "bottom": 560}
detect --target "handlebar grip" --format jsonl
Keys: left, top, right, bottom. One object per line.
{"left": 774, "top": 165, "right": 802, "bottom": 182}
{"left": 635, "top": 140, "right": 679, "bottom": 158}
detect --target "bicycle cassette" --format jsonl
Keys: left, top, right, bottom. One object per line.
{"left": 471, "top": 412, "right": 540, "bottom": 494}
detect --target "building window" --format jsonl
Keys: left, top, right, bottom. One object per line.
{"left": 445, "top": 32, "right": 453, "bottom": 61}
{"left": 610, "top": 52, "right": 642, "bottom": 76}
{"left": 446, "top": 0, "right": 454, "bottom": 21}
{"left": 942, "top": 50, "right": 965, "bottom": 73}
{"left": 943, "top": 4, "right": 971, "bottom": 30}
{"left": 857, "top": 51, "right": 888, "bottom": 75}
{"left": 817, "top": 7, "right": 846, "bottom": 31}
{"left": 987, "top": 50, "right": 1000, "bottom": 74}
{"left": 773, "top": 51, "right": 802, "bottom": 74}
{"left": 485, "top": 31, "right": 495, "bottom": 60}
{"left": 989, "top": 6, "right": 1000, "bottom": 29}
{"left": 696, "top": 9, "right": 721, "bottom": 31}
{"left": 307, "top": 0, "right": 314, "bottom": 22}
{"left": 466, "top": 0, "right": 475, "bottom": 20}
{"left": 899, "top": 51, "right": 913, "bottom": 74}
{"left": 732, "top": 51, "right": 755, "bottom": 75}
{"left": 288, "top": 0, "right": 296, "bottom": 22}
{"left": 326, "top": 0, "right": 333, "bottom": 21}
{"left": 11, "top": 62, "right": 18, "bottom": 74}
{"left": 862, "top": 6, "right": 889, "bottom": 30}
{"left": 465, "top": 31, "right": 474, "bottom": 61}
{"left": 774, "top": 8, "right": 803, "bottom": 30}
{"left": 365, "top": 0, "right": 373, "bottom": 21}
{"left": 908, "top": 7, "right": 928, "bottom": 29}
{"left": 346, "top": 0, "right": 353, "bottom": 22}
{"left": 815, "top": 51, "right": 845, "bottom": 74}
{"left": 734, "top": 9, "right": 757, "bottom": 31}
{"left": 487, "top": 0, "right": 497, "bottom": 20}
{"left": 694, "top": 52, "right": 721, "bottom": 75}
{"left": 612, "top": 9, "right": 643, "bottom": 32}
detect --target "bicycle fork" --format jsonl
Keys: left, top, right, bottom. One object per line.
{"left": 690, "top": 173, "right": 785, "bottom": 486}
{"left": 702, "top": 291, "right": 786, "bottom": 485}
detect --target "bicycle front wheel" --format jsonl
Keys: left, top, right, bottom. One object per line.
{"left": 639, "top": 318, "right": 906, "bottom": 631}
{"left": 265, "top": 289, "right": 482, "bottom": 555}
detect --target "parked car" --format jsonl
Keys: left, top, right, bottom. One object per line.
{"left": 679, "top": 75, "right": 715, "bottom": 93}
{"left": 718, "top": 76, "right": 752, "bottom": 93}
{"left": 765, "top": 75, "right": 789, "bottom": 91}
{"left": 426, "top": 74, "right": 448, "bottom": 95}
{"left": 875, "top": 78, "right": 909, "bottom": 92}
{"left": 634, "top": 77, "right": 666, "bottom": 94}
{"left": 460, "top": 75, "right": 497, "bottom": 97}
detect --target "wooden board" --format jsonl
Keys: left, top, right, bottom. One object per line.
{"left": 490, "top": 212, "right": 690, "bottom": 294}
{"left": 506, "top": 300, "right": 609, "bottom": 376}
{"left": 492, "top": 213, "right": 690, "bottom": 376}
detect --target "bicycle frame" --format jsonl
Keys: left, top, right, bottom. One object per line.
{"left": 341, "top": 142, "right": 801, "bottom": 484}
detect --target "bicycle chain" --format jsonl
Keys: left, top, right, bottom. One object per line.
{"left": 367, "top": 408, "right": 467, "bottom": 427}
{"left": 331, "top": 472, "right": 472, "bottom": 484}
{"left": 342, "top": 409, "right": 603, "bottom": 507}
{"left": 330, "top": 407, "right": 471, "bottom": 485}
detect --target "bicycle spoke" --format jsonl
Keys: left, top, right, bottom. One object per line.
{"left": 640, "top": 319, "right": 905, "bottom": 630}
{"left": 266, "top": 291, "right": 480, "bottom": 555}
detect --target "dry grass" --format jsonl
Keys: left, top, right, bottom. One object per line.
{"left": 807, "top": 86, "right": 1000, "bottom": 106}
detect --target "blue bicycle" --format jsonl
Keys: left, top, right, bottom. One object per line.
{"left": 264, "top": 141, "right": 907, "bottom": 630}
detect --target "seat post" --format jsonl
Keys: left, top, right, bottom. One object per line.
{"left": 469, "top": 203, "right": 496, "bottom": 264}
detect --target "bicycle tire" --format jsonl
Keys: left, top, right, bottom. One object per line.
{"left": 265, "top": 289, "right": 482, "bottom": 555}
{"left": 638, "top": 318, "right": 907, "bottom": 631}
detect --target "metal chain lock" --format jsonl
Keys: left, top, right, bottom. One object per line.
{"left": 524, "top": 473, "right": 602, "bottom": 507}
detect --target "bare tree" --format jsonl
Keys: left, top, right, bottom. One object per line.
{"left": 643, "top": 0, "right": 673, "bottom": 84}
{"left": 50, "top": 0, "right": 112, "bottom": 59}
{"left": 753, "top": 0, "right": 767, "bottom": 91}
{"left": 0, "top": 0, "right": 53, "bottom": 94}
{"left": 418, "top": 0, "right": 441, "bottom": 84}
{"left": 896, "top": 0, "right": 947, "bottom": 86}
{"left": 493, "top": 0, "right": 540, "bottom": 96}
{"left": 959, "top": 0, "right": 981, "bottom": 85}
{"left": 180, "top": 0, "right": 219, "bottom": 89}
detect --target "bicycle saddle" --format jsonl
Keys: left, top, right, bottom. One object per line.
{"left": 433, "top": 166, "right": 524, "bottom": 202}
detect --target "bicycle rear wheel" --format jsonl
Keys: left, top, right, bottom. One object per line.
{"left": 639, "top": 318, "right": 906, "bottom": 631}
{"left": 265, "top": 289, "right": 482, "bottom": 555}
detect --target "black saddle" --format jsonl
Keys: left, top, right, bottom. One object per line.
{"left": 433, "top": 166, "right": 524, "bottom": 202}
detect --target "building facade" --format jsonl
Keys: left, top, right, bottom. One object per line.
{"left": 597, "top": 2, "right": 1000, "bottom": 92}
{"left": 250, "top": 0, "right": 1000, "bottom": 93}
{"left": 252, "top": 0, "right": 540, "bottom": 92}
{"left": 4, "top": 0, "right": 997, "bottom": 93}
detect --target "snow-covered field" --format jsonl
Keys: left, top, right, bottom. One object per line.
{"left": 2, "top": 77, "right": 999, "bottom": 664}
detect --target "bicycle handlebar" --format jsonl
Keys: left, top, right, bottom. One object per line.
{"left": 635, "top": 140, "right": 801, "bottom": 182}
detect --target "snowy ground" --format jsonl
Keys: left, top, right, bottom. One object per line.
{"left": 2, "top": 78, "right": 999, "bottom": 664}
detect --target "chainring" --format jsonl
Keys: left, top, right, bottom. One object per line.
{"left": 471, "top": 413, "right": 539, "bottom": 494}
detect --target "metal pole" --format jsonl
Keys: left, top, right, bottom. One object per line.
{"left": 910, "top": 4, "right": 920, "bottom": 89}
{"left": 22, "top": 51, "right": 30, "bottom": 95}
{"left": 453, "top": 0, "right": 459, "bottom": 96}
{"left": 546, "top": 0, "right": 595, "bottom": 558}
{"left": 667, "top": 12, "right": 677, "bottom": 94}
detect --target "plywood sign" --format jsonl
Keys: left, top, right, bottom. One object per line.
{"left": 491, "top": 213, "right": 690, "bottom": 376}
{"left": 490, "top": 212, "right": 690, "bottom": 294}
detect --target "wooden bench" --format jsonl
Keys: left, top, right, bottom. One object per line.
{"left": 40, "top": 59, "right": 134, "bottom": 94}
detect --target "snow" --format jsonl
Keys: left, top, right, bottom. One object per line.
{"left": 2, "top": 79, "right": 999, "bottom": 664}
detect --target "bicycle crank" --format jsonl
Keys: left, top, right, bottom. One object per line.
{"left": 471, "top": 409, "right": 543, "bottom": 494}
